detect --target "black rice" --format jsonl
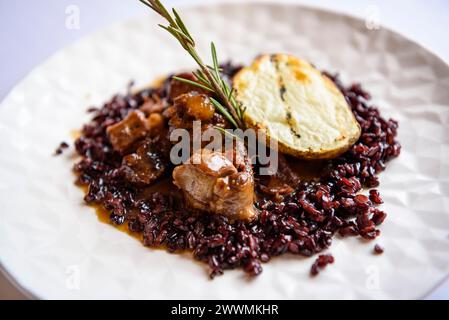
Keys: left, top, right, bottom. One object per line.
{"left": 54, "top": 141, "right": 69, "bottom": 155}
{"left": 374, "top": 244, "right": 384, "bottom": 254}
{"left": 310, "top": 254, "right": 335, "bottom": 276}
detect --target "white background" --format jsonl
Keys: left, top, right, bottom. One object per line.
{"left": 0, "top": 0, "right": 448, "bottom": 299}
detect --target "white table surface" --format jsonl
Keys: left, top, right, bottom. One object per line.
{"left": 0, "top": 0, "right": 448, "bottom": 300}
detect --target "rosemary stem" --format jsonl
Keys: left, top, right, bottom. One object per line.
{"left": 139, "top": 0, "right": 244, "bottom": 129}
{"left": 200, "top": 64, "right": 244, "bottom": 128}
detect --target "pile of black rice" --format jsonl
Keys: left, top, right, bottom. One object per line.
{"left": 73, "top": 64, "right": 401, "bottom": 278}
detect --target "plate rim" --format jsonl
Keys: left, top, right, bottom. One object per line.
{"left": 1, "top": 1, "right": 449, "bottom": 300}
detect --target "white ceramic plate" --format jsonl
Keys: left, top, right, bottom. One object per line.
{"left": 1, "top": 3, "right": 449, "bottom": 299}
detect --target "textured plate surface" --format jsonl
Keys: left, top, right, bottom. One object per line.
{"left": 1, "top": 3, "right": 449, "bottom": 299}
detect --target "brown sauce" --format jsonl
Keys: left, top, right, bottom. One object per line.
{"left": 82, "top": 177, "right": 180, "bottom": 241}
{"left": 70, "top": 129, "right": 81, "bottom": 140}
{"left": 94, "top": 203, "right": 139, "bottom": 237}
{"left": 285, "top": 155, "right": 327, "bottom": 181}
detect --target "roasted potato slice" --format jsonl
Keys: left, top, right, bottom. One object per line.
{"left": 233, "top": 54, "right": 361, "bottom": 159}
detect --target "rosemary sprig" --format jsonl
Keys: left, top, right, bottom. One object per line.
{"left": 138, "top": 0, "right": 244, "bottom": 128}
{"left": 213, "top": 126, "right": 243, "bottom": 141}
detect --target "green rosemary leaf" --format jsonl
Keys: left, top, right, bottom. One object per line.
{"left": 172, "top": 8, "right": 194, "bottom": 45}
{"left": 213, "top": 126, "right": 243, "bottom": 141}
{"left": 211, "top": 42, "right": 220, "bottom": 79}
{"left": 210, "top": 97, "right": 239, "bottom": 128}
{"left": 159, "top": 24, "right": 193, "bottom": 47}
{"left": 169, "top": 25, "right": 194, "bottom": 46}
{"left": 157, "top": 24, "right": 186, "bottom": 48}
{"left": 141, "top": 0, "right": 176, "bottom": 26}
{"left": 228, "top": 87, "right": 235, "bottom": 100}
{"left": 220, "top": 77, "right": 231, "bottom": 97}
{"left": 195, "top": 69, "right": 209, "bottom": 83}
{"left": 192, "top": 71, "right": 209, "bottom": 85}
{"left": 206, "top": 65, "right": 223, "bottom": 72}
{"left": 186, "top": 50, "right": 205, "bottom": 70}
{"left": 172, "top": 76, "right": 214, "bottom": 92}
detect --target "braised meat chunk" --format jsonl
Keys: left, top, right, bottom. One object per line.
{"left": 166, "top": 92, "right": 215, "bottom": 130}
{"left": 106, "top": 110, "right": 149, "bottom": 153}
{"left": 172, "top": 141, "right": 256, "bottom": 221}
{"left": 121, "top": 139, "right": 168, "bottom": 185}
{"left": 146, "top": 113, "right": 166, "bottom": 138}
{"left": 168, "top": 73, "right": 211, "bottom": 100}
{"left": 139, "top": 93, "right": 165, "bottom": 115}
